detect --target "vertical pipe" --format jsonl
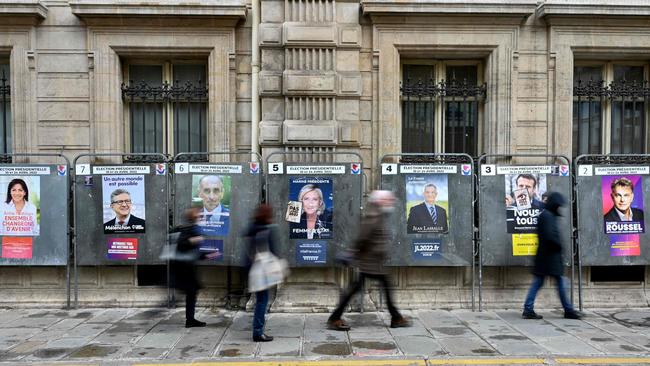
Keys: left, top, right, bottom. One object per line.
{"left": 251, "top": 0, "right": 260, "bottom": 160}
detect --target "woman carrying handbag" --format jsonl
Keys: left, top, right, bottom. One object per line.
{"left": 244, "top": 204, "right": 287, "bottom": 342}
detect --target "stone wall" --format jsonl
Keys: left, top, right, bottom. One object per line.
{"left": 1, "top": 0, "right": 650, "bottom": 309}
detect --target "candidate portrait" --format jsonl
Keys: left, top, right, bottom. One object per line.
{"left": 194, "top": 175, "right": 230, "bottom": 236}
{"left": 289, "top": 183, "right": 333, "bottom": 239}
{"left": 505, "top": 173, "right": 545, "bottom": 210}
{"left": 103, "top": 188, "right": 146, "bottom": 234}
{"left": 604, "top": 177, "right": 644, "bottom": 223}
{"left": 406, "top": 183, "right": 449, "bottom": 234}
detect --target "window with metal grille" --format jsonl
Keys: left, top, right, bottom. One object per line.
{"left": 122, "top": 63, "right": 207, "bottom": 155}
{"left": 400, "top": 63, "right": 486, "bottom": 157}
{"left": 573, "top": 63, "right": 648, "bottom": 157}
{"left": 0, "top": 61, "right": 10, "bottom": 154}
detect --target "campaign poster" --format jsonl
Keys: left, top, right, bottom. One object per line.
{"left": 0, "top": 176, "right": 40, "bottom": 237}
{"left": 512, "top": 234, "right": 538, "bottom": 256}
{"left": 1, "top": 237, "right": 33, "bottom": 259}
{"left": 191, "top": 175, "right": 231, "bottom": 236}
{"left": 602, "top": 175, "right": 645, "bottom": 235}
{"left": 405, "top": 174, "right": 449, "bottom": 234}
{"left": 288, "top": 177, "right": 333, "bottom": 239}
{"left": 505, "top": 173, "right": 547, "bottom": 233}
{"left": 102, "top": 175, "right": 146, "bottom": 234}
{"left": 296, "top": 241, "right": 327, "bottom": 264}
{"left": 107, "top": 238, "right": 138, "bottom": 260}
{"left": 609, "top": 234, "right": 641, "bottom": 257}
{"left": 199, "top": 239, "right": 224, "bottom": 262}
{"left": 412, "top": 239, "right": 442, "bottom": 261}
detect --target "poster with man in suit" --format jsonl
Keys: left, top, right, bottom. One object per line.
{"left": 405, "top": 174, "right": 449, "bottom": 234}
{"left": 102, "top": 175, "right": 146, "bottom": 234}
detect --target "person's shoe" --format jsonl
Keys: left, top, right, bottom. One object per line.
{"left": 564, "top": 310, "right": 582, "bottom": 320}
{"left": 327, "top": 318, "right": 351, "bottom": 331}
{"left": 522, "top": 311, "right": 543, "bottom": 319}
{"left": 253, "top": 334, "right": 274, "bottom": 342}
{"left": 185, "top": 319, "right": 207, "bottom": 328}
{"left": 390, "top": 316, "right": 411, "bottom": 328}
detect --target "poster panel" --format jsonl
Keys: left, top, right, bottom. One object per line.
{"left": 405, "top": 174, "right": 449, "bottom": 234}
{"left": 0, "top": 176, "right": 41, "bottom": 236}
{"left": 191, "top": 175, "right": 231, "bottom": 236}
{"left": 102, "top": 175, "right": 146, "bottom": 234}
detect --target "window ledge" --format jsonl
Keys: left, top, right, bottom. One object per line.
{"left": 70, "top": 0, "right": 246, "bottom": 22}
{"left": 361, "top": 0, "right": 537, "bottom": 17}
{"left": 0, "top": 0, "right": 47, "bottom": 20}
{"left": 538, "top": 0, "right": 650, "bottom": 18}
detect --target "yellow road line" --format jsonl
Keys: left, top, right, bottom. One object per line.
{"left": 557, "top": 357, "right": 650, "bottom": 364}
{"left": 428, "top": 359, "right": 544, "bottom": 365}
{"left": 135, "top": 360, "right": 426, "bottom": 366}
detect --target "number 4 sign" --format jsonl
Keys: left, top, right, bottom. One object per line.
{"left": 381, "top": 163, "right": 397, "bottom": 175}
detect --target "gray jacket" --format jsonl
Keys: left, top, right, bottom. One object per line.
{"left": 355, "top": 202, "right": 389, "bottom": 275}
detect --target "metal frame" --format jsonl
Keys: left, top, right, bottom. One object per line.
{"left": 574, "top": 153, "right": 650, "bottom": 311}
{"left": 265, "top": 149, "right": 364, "bottom": 311}
{"left": 72, "top": 153, "right": 168, "bottom": 308}
{"left": 378, "top": 153, "right": 477, "bottom": 310}
{"left": 0, "top": 153, "right": 71, "bottom": 307}
{"left": 171, "top": 151, "right": 262, "bottom": 309}
{"left": 477, "top": 154, "right": 573, "bottom": 312}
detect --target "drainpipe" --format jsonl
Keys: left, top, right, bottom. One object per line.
{"left": 251, "top": 0, "right": 260, "bottom": 160}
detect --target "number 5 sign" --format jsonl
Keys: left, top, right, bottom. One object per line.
{"left": 268, "top": 162, "right": 284, "bottom": 175}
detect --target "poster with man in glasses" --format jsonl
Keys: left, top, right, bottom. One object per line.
{"left": 102, "top": 175, "right": 146, "bottom": 234}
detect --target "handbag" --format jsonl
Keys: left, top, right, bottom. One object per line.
{"left": 248, "top": 227, "right": 289, "bottom": 292}
{"left": 159, "top": 231, "right": 200, "bottom": 262}
{"left": 248, "top": 251, "right": 289, "bottom": 292}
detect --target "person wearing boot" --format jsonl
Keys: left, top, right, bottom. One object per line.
{"left": 522, "top": 192, "right": 581, "bottom": 320}
{"left": 327, "top": 190, "right": 410, "bottom": 331}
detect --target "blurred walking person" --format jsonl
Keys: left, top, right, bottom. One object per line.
{"left": 522, "top": 192, "right": 581, "bottom": 320}
{"left": 171, "top": 208, "right": 220, "bottom": 328}
{"left": 327, "top": 190, "right": 410, "bottom": 331}
{"left": 245, "top": 204, "right": 287, "bottom": 342}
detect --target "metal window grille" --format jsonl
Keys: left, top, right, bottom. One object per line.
{"left": 400, "top": 78, "right": 486, "bottom": 157}
{"left": 573, "top": 77, "right": 648, "bottom": 155}
{"left": 121, "top": 79, "right": 207, "bottom": 157}
{"left": 0, "top": 67, "right": 11, "bottom": 154}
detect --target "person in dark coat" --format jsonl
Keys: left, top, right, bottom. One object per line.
{"left": 327, "top": 190, "right": 410, "bottom": 331}
{"left": 522, "top": 192, "right": 581, "bottom": 320}
{"left": 244, "top": 204, "right": 278, "bottom": 342}
{"left": 171, "top": 208, "right": 220, "bottom": 328}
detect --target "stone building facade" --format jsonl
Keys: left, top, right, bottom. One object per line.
{"left": 1, "top": 0, "right": 650, "bottom": 309}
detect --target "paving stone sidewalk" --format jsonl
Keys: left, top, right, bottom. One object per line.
{"left": 0, "top": 307, "right": 649, "bottom": 364}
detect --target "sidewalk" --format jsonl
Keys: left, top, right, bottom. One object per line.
{"left": 1, "top": 306, "right": 650, "bottom": 365}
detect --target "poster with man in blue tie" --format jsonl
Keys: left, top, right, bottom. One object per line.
{"left": 192, "top": 175, "right": 231, "bottom": 236}
{"left": 405, "top": 174, "right": 449, "bottom": 234}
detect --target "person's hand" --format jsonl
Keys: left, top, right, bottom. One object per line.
{"left": 206, "top": 251, "right": 222, "bottom": 259}
{"left": 189, "top": 235, "right": 205, "bottom": 244}
{"left": 505, "top": 195, "right": 514, "bottom": 206}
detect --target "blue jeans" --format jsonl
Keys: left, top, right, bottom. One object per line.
{"left": 524, "top": 274, "right": 574, "bottom": 313}
{"left": 253, "top": 290, "right": 269, "bottom": 338}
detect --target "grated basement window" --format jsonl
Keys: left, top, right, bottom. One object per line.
{"left": 590, "top": 265, "right": 645, "bottom": 282}
{"left": 137, "top": 265, "right": 167, "bottom": 286}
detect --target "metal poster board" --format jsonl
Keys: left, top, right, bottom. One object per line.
{"left": 0, "top": 161, "right": 69, "bottom": 265}
{"left": 265, "top": 153, "right": 363, "bottom": 267}
{"left": 74, "top": 158, "right": 168, "bottom": 265}
{"left": 172, "top": 154, "right": 263, "bottom": 266}
{"left": 379, "top": 154, "right": 474, "bottom": 266}
{"left": 479, "top": 157, "right": 573, "bottom": 267}
{"left": 576, "top": 155, "right": 650, "bottom": 266}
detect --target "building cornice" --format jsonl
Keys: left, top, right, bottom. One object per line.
{"left": 361, "top": 0, "right": 537, "bottom": 17}
{"left": 70, "top": 0, "right": 246, "bottom": 25}
{"left": 538, "top": 1, "right": 650, "bottom": 18}
{"left": 0, "top": 0, "right": 47, "bottom": 20}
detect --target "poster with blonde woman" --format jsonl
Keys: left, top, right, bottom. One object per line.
{"left": 0, "top": 177, "right": 40, "bottom": 236}
{"left": 287, "top": 177, "right": 333, "bottom": 239}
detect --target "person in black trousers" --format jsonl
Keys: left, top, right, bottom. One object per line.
{"left": 171, "top": 208, "right": 219, "bottom": 328}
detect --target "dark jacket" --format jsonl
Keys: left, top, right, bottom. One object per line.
{"left": 288, "top": 210, "right": 333, "bottom": 239}
{"left": 354, "top": 202, "right": 390, "bottom": 275}
{"left": 406, "top": 202, "right": 448, "bottom": 233}
{"left": 103, "top": 214, "right": 146, "bottom": 233}
{"left": 170, "top": 224, "right": 204, "bottom": 292}
{"left": 533, "top": 192, "right": 565, "bottom": 277}
{"left": 604, "top": 207, "right": 645, "bottom": 222}
{"left": 244, "top": 222, "right": 278, "bottom": 271}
